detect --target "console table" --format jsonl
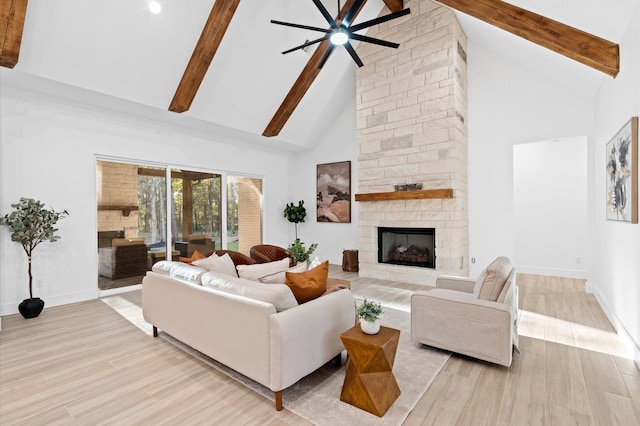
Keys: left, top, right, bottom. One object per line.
{"left": 339, "top": 325, "right": 401, "bottom": 417}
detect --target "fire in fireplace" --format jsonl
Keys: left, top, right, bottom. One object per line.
{"left": 378, "top": 227, "right": 435, "bottom": 269}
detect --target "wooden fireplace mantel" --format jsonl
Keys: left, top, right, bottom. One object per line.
{"left": 354, "top": 189, "right": 453, "bottom": 202}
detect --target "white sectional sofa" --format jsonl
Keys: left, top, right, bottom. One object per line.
{"left": 142, "top": 260, "right": 355, "bottom": 410}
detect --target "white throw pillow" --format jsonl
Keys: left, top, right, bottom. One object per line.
{"left": 308, "top": 256, "right": 322, "bottom": 270}
{"left": 192, "top": 253, "right": 238, "bottom": 277}
{"left": 201, "top": 271, "right": 298, "bottom": 311}
{"left": 258, "top": 261, "right": 308, "bottom": 284}
{"left": 236, "top": 257, "right": 290, "bottom": 281}
{"left": 192, "top": 253, "right": 217, "bottom": 269}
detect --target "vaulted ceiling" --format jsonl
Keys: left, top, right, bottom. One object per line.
{"left": 1, "top": 0, "right": 637, "bottom": 150}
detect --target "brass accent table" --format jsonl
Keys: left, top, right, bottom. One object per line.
{"left": 339, "top": 325, "right": 401, "bottom": 417}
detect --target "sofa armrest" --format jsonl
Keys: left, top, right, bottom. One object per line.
{"left": 269, "top": 289, "right": 355, "bottom": 391}
{"left": 435, "top": 275, "right": 475, "bottom": 293}
{"left": 411, "top": 289, "right": 514, "bottom": 366}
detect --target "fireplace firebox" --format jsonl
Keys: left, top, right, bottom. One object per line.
{"left": 378, "top": 227, "right": 435, "bottom": 269}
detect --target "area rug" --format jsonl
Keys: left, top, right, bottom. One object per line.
{"left": 103, "top": 292, "right": 450, "bottom": 425}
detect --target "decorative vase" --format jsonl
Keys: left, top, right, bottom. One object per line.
{"left": 18, "top": 297, "right": 45, "bottom": 319}
{"left": 359, "top": 318, "right": 380, "bottom": 335}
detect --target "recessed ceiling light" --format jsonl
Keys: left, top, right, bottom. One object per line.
{"left": 149, "top": 1, "right": 162, "bottom": 14}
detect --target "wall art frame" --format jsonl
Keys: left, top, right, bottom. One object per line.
{"left": 606, "top": 116, "right": 638, "bottom": 223}
{"left": 316, "top": 161, "right": 351, "bottom": 223}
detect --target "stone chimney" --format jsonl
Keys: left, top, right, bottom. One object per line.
{"left": 356, "top": 1, "right": 468, "bottom": 285}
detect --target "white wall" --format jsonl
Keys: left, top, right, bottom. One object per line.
{"left": 287, "top": 82, "right": 360, "bottom": 265}
{"left": 592, "top": 5, "right": 640, "bottom": 363}
{"left": 513, "top": 137, "right": 588, "bottom": 278}
{"left": 467, "top": 41, "right": 595, "bottom": 277}
{"left": 0, "top": 83, "right": 292, "bottom": 316}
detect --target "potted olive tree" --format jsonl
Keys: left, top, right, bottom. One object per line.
{"left": 283, "top": 200, "right": 318, "bottom": 264}
{"left": 0, "top": 198, "right": 68, "bottom": 318}
{"left": 283, "top": 200, "right": 307, "bottom": 240}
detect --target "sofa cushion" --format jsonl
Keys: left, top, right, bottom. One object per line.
{"left": 151, "top": 260, "right": 174, "bottom": 275}
{"left": 170, "top": 263, "right": 208, "bottom": 284}
{"left": 193, "top": 253, "right": 238, "bottom": 277}
{"left": 151, "top": 260, "right": 207, "bottom": 284}
{"left": 285, "top": 261, "right": 329, "bottom": 303}
{"left": 473, "top": 257, "right": 512, "bottom": 301}
{"left": 201, "top": 271, "right": 298, "bottom": 312}
{"left": 258, "top": 261, "right": 308, "bottom": 284}
{"left": 236, "top": 257, "right": 290, "bottom": 281}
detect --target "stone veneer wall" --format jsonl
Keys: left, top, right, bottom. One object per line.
{"left": 356, "top": 1, "right": 468, "bottom": 285}
{"left": 96, "top": 161, "right": 139, "bottom": 237}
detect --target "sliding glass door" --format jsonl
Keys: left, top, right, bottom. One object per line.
{"left": 97, "top": 159, "right": 263, "bottom": 291}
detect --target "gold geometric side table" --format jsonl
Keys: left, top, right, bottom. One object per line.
{"left": 339, "top": 325, "right": 401, "bottom": 417}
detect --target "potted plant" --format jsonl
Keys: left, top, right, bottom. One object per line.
{"left": 0, "top": 198, "right": 68, "bottom": 318}
{"left": 283, "top": 200, "right": 306, "bottom": 240}
{"left": 356, "top": 298, "right": 383, "bottom": 335}
{"left": 286, "top": 238, "right": 318, "bottom": 264}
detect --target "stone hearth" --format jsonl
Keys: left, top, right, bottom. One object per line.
{"left": 356, "top": 1, "right": 468, "bottom": 285}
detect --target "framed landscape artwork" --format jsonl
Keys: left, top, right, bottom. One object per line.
{"left": 606, "top": 116, "right": 638, "bottom": 223}
{"left": 316, "top": 161, "right": 351, "bottom": 223}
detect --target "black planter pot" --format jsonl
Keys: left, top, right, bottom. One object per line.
{"left": 18, "top": 297, "right": 45, "bottom": 319}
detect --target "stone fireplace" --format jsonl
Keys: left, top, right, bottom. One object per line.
{"left": 378, "top": 227, "right": 435, "bottom": 269}
{"left": 356, "top": 1, "right": 468, "bottom": 285}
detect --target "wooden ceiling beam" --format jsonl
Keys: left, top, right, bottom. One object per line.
{"left": 0, "top": 0, "right": 28, "bottom": 68}
{"left": 382, "top": 0, "right": 403, "bottom": 12}
{"left": 169, "top": 0, "right": 241, "bottom": 113}
{"left": 263, "top": 0, "right": 371, "bottom": 138}
{"left": 436, "top": 0, "right": 619, "bottom": 77}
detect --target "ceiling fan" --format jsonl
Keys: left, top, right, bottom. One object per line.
{"left": 271, "top": 0, "right": 411, "bottom": 69}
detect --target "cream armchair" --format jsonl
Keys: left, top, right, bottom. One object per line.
{"left": 411, "top": 257, "right": 519, "bottom": 367}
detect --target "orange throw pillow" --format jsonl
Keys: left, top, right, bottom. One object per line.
{"left": 180, "top": 250, "right": 206, "bottom": 264}
{"left": 285, "top": 261, "right": 329, "bottom": 303}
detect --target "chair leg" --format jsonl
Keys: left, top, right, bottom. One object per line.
{"left": 274, "top": 391, "right": 283, "bottom": 411}
{"left": 153, "top": 326, "right": 158, "bottom": 337}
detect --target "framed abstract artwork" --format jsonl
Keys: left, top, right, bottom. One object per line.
{"left": 316, "top": 161, "right": 351, "bottom": 223}
{"left": 606, "top": 117, "right": 638, "bottom": 223}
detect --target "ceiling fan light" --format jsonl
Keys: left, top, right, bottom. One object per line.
{"left": 330, "top": 29, "right": 349, "bottom": 45}
{"left": 148, "top": 1, "right": 162, "bottom": 14}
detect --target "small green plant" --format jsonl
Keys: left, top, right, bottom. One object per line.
{"left": 286, "top": 238, "right": 318, "bottom": 264}
{"left": 0, "top": 198, "right": 69, "bottom": 299}
{"left": 283, "top": 200, "right": 306, "bottom": 240}
{"left": 356, "top": 299, "right": 383, "bottom": 322}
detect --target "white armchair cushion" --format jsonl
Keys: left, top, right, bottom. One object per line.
{"left": 473, "top": 256, "right": 512, "bottom": 301}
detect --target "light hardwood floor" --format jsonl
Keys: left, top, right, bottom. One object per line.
{"left": 1, "top": 268, "right": 638, "bottom": 425}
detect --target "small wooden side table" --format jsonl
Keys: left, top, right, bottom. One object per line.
{"left": 340, "top": 325, "right": 401, "bottom": 417}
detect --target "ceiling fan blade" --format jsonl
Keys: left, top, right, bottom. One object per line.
{"left": 344, "top": 42, "right": 364, "bottom": 67}
{"left": 317, "top": 43, "right": 336, "bottom": 69}
{"left": 270, "top": 20, "right": 331, "bottom": 33}
{"left": 342, "top": 0, "right": 366, "bottom": 27}
{"left": 282, "top": 36, "right": 329, "bottom": 54}
{"left": 350, "top": 8, "right": 411, "bottom": 32}
{"left": 350, "top": 33, "right": 400, "bottom": 49}
{"left": 312, "top": 0, "right": 338, "bottom": 28}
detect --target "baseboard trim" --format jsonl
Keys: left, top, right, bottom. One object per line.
{"left": 515, "top": 265, "right": 588, "bottom": 280}
{"left": 0, "top": 289, "right": 98, "bottom": 317}
{"left": 591, "top": 284, "right": 640, "bottom": 369}
{"left": 98, "top": 284, "right": 142, "bottom": 298}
